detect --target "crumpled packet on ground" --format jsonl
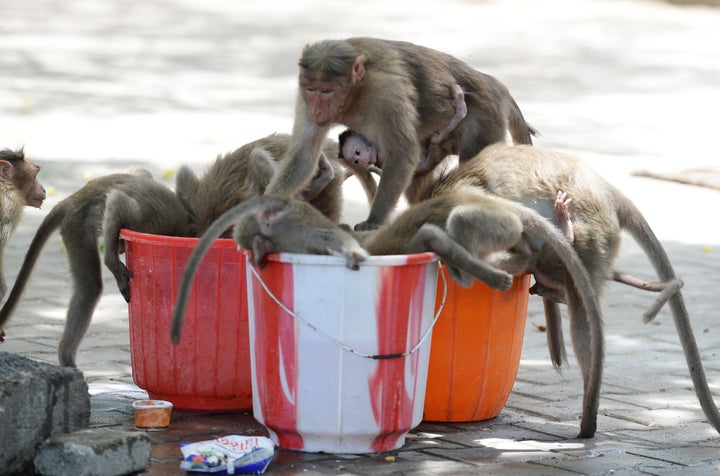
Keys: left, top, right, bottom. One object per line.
{"left": 180, "top": 435, "right": 274, "bottom": 474}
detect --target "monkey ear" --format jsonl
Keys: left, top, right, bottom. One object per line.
{"left": 351, "top": 55, "right": 366, "bottom": 83}
{"left": 0, "top": 160, "right": 15, "bottom": 181}
{"left": 175, "top": 165, "right": 199, "bottom": 196}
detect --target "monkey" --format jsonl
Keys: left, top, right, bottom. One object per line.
{"left": 0, "top": 148, "right": 46, "bottom": 297}
{"left": 352, "top": 186, "right": 604, "bottom": 438}
{"left": 264, "top": 37, "right": 536, "bottom": 232}
{"left": 424, "top": 142, "right": 720, "bottom": 438}
{"left": 169, "top": 182, "right": 603, "bottom": 437}
{"left": 338, "top": 83, "right": 467, "bottom": 175}
{"left": 169, "top": 195, "right": 369, "bottom": 344}
{"left": 0, "top": 170, "right": 194, "bottom": 367}
{"left": 175, "top": 133, "right": 378, "bottom": 236}
{"left": 0, "top": 148, "right": 47, "bottom": 342}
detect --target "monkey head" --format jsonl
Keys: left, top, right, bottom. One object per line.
{"left": 0, "top": 148, "right": 47, "bottom": 208}
{"left": 298, "top": 40, "right": 366, "bottom": 127}
{"left": 338, "top": 129, "right": 378, "bottom": 168}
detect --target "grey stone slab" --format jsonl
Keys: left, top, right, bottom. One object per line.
{"left": 33, "top": 428, "right": 151, "bottom": 476}
{"left": 0, "top": 352, "right": 90, "bottom": 475}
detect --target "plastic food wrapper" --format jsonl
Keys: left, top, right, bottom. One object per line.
{"left": 180, "top": 435, "right": 274, "bottom": 474}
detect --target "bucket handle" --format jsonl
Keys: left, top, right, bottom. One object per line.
{"left": 248, "top": 261, "right": 447, "bottom": 360}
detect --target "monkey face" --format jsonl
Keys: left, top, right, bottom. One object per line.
{"left": 300, "top": 79, "right": 347, "bottom": 127}
{"left": 24, "top": 164, "right": 47, "bottom": 208}
{"left": 340, "top": 135, "right": 377, "bottom": 167}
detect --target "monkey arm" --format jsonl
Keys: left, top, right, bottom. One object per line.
{"left": 407, "top": 223, "right": 513, "bottom": 291}
{"left": 356, "top": 136, "right": 420, "bottom": 231}
{"left": 265, "top": 98, "right": 331, "bottom": 198}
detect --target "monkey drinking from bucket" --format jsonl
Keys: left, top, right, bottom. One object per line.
{"left": 423, "top": 142, "right": 718, "bottom": 438}
{"left": 169, "top": 195, "right": 371, "bottom": 345}
{"left": 265, "top": 37, "right": 536, "bottom": 231}
{"left": 176, "top": 133, "right": 380, "bottom": 235}
{"left": 0, "top": 170, "right": 194, "bottom": 367}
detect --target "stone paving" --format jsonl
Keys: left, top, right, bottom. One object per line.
{"left": 2, "top": 0, "right": 720, "bottom": 474}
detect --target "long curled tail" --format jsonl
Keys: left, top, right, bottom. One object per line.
{"left": 170, "top": 196, "right": 283, "bottom": 344}
{"left": 0, "top": 204, "right": 66, "bottom": 329}
{"left": 616, "top": 190, "right": 720, "bottom": 435}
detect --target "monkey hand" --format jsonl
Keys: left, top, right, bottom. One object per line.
{"left": 116, "top": 263, "right": 134, "bottom": 303}
{"left": 469, "top": 268, "right": 513, "bottom": 292}
{"left": 328, "top": 245, "right": 369, "bottom": 271}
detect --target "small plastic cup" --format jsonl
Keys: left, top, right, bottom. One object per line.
{"left": 132, "top": 399, "right": 173, "bottom": 430}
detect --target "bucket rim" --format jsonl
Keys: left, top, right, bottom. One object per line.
{"left": 248, "top": 250, "right": 439, "bottom": 267}
{"left": 119, "top": 229, "right": 236, "bottom": 248}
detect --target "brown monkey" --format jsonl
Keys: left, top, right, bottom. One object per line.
{"left": 169, "top": 195, "right": 369, "bottom": 344}
{"left": 355, "top": 186, "right": 603, "bottom": 438}
{"left": 0, "top": 148, "right": 46, "bottom": 342}
{"left": 0, "top": 170, "right": 194, "bottom": 367}
{"left": 0, "top": 148, "right": 46, "bottom": 298}
{"left": 338, "top": 83, "right": 466, "bottom": 175}
{"left": 426, "top": 143, "right": 720, "bottom": 437}
{"left": 265, "top": 37, "right": 536, "bottom": 231}
{"left": 176, "top": 133, "right": 377, "bottom": 235}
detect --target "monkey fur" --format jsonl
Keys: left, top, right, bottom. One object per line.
{"left": 0, "top": 170, "right": 193, "bottom": 367}
{"left": 169, "top": 195, "right": 369, "bottom": 345}
{"left": 425, "top": 143, "right": 720, "bottom": 438}
{"left": 265, "top": 37, "right": 536, "bottom": 231}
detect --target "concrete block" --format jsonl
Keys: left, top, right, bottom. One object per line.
{"left": 0, "top": 352, "right": 90, "bottom": 475}
{"left": 33, "top": 429, "right": 151, "bottom": 476}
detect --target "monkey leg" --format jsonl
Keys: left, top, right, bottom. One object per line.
{"left": 408, "top": 223, "right": 513, "bottom": 290}
{"left": 544, "top": 299, "right": 568, "bottom": 370}
{"left": 59, "top": 241, "right": 104, "bottom": 367}
{"left": 102, "top": 190, "right": 137, "bottom": 302}
{"left": 612, "top": 271, "right": 684, "bottom": 323}
{"left": 642, "top": 277, "right": 683, "bottom": 323}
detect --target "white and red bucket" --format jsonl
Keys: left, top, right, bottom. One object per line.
{"left": 245, "top": 251, "right": 442, "bottom": 453}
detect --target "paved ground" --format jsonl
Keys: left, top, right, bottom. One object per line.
{"left": 2, "top": 0, "right": 720, "bottom": 474}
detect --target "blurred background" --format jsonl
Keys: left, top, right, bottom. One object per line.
{"left": 1, "top": 0, "right": 718, "bottom": 242}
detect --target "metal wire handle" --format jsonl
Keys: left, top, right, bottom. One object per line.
{"left": 248, "top": 261, "right": 447, "bottom": 360}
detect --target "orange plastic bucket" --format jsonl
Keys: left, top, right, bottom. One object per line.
{"left": 120, "top": 230, "right": 252, "bottom": 411}
{"left": 423, "top": 271, "right": 530, "bottom": 422}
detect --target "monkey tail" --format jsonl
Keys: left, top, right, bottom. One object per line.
{"left": 170, "top": 196, "right": 279, "bottom": 345}
{"left": 616, "top": 192, "right": 720, "bottom": 435}
{"left": 519, "top": 207, "right": 604, "bottom": 437}
{"left": 0, "top": 204, "right": 66, "bottom": 328}
{"left": 507, "top": 97, "right": 539, "bottom": 145}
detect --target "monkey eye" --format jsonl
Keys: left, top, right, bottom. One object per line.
{"left": 354, "top": 149, "right": 362, "bottom": 156}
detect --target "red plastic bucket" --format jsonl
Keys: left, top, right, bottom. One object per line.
{"left": 245, "top": 251, "right": 441, "bottom": 453}
{"left": 120, "top": 230, "right": 252, "bottom": 411}
{"left": 423, "top": 272, "right": 531, "bottom": 422}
